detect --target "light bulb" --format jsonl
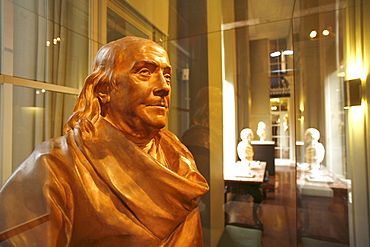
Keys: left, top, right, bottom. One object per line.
{"left": 309, "top": 30, "right": 317, "bottom": 39}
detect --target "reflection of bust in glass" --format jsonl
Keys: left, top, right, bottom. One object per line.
{"left": 304, "top": 128, "right": 325, "bottom": 170}
{"left": 237, "top": 128, "right": 254, "bottom": 162}
{"left": 181, "top": 86, "right": 221, "bottom": 243}
{"left": 256, "top": 121, "right": 267, "bottom": 141}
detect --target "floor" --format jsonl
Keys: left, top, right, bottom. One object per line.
{"left": 259, "top": 165, "right": 297, "bottom": 247}
{"left": 224, "top": 162, "right": 351, "bottom": 247}
{"left": 225, "top": 165, "right": 298, "bottom": 247}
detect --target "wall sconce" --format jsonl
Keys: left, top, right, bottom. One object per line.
{"left": 344, "top": 78, "right": 362, "bottom": 107}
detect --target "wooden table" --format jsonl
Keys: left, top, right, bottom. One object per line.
{"left": 224, "top": 162, "right": 267, "bottom": 230}
{"left": 224, "top": 161, "right": 267, "bottom": 183}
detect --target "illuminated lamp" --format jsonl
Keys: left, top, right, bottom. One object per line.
{"left": 309, "top": 30, "right": 317, "bottom": 39}
{"left": 322, "top": 29, "right": 330, "bottom": 36}
{"left": 270, "top": 51, "right": 281, "bottom": 57}
{"left": 282, "top": 50, "right": 293, "bottom": 55}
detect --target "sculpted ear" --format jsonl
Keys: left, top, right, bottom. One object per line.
{"left": 98, "top": 92, "right": 110, "bottom": 104}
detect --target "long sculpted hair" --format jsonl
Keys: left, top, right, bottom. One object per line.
{"left": 63, "top": 36, "right": 156, "bottom": 133}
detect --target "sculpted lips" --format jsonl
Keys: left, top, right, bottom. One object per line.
{"left": 146, "top": 101, "right": 168, "bottom": 109}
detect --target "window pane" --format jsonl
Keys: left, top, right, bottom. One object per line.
{"left": 107, "top": 8, "right": 149, "bottom": 42}
{"left": 12, "top": 85, "right": 77, "bottom": 170}
{"left": 12, "top": 0, "right": 89, "bottom": 89}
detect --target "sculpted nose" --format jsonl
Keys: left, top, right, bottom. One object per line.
{"left": 154, "top": 88, "right": 170, "bottom": 98}
{"left": 154, "top": 74, "right": 170, "bottom": 98}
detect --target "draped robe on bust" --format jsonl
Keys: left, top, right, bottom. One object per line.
{"left": 0, "top": 117, "right": 209, "bottom": 247}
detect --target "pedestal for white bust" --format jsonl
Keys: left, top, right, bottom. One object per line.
{"left": 251, "top": 141, "right": 275, "bottom": 175}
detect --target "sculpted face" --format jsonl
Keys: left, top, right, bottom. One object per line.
{"left": 101, "top": 39, "right": 172, "bottom": 140}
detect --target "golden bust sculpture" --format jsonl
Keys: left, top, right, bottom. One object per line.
{"left": 0, "top": 36, "right": 209, "bottom": 246}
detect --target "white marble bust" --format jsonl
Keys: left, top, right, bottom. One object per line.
{"left": 237, "top": 128, "right": 254, "bottom": 162}
{"left": 256, "top": 121, "right": 267, "bottom": 141}
{"left": 304, "top": 128, "right": 325, "bottom": 171}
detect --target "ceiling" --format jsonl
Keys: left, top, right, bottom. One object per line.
{"left": 247, "top": 0, "right": 295, "bottom": 40}
{"left": 223, "top": 0, "right": 347, "bottom": 41}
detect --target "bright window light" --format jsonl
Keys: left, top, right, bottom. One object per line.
{"left": 270, "top": 98, "right": 280, "bottom": 102}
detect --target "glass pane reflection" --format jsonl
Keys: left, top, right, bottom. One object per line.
{"left": 12, "top": 0, "right": 89, "bottom": 88}
{"left": 293, "top": 5, "right": 350, "bottom": 246}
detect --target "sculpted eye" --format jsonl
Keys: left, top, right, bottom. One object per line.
{"left": 138, "top": 68, "right": 151, "bottom": 76}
